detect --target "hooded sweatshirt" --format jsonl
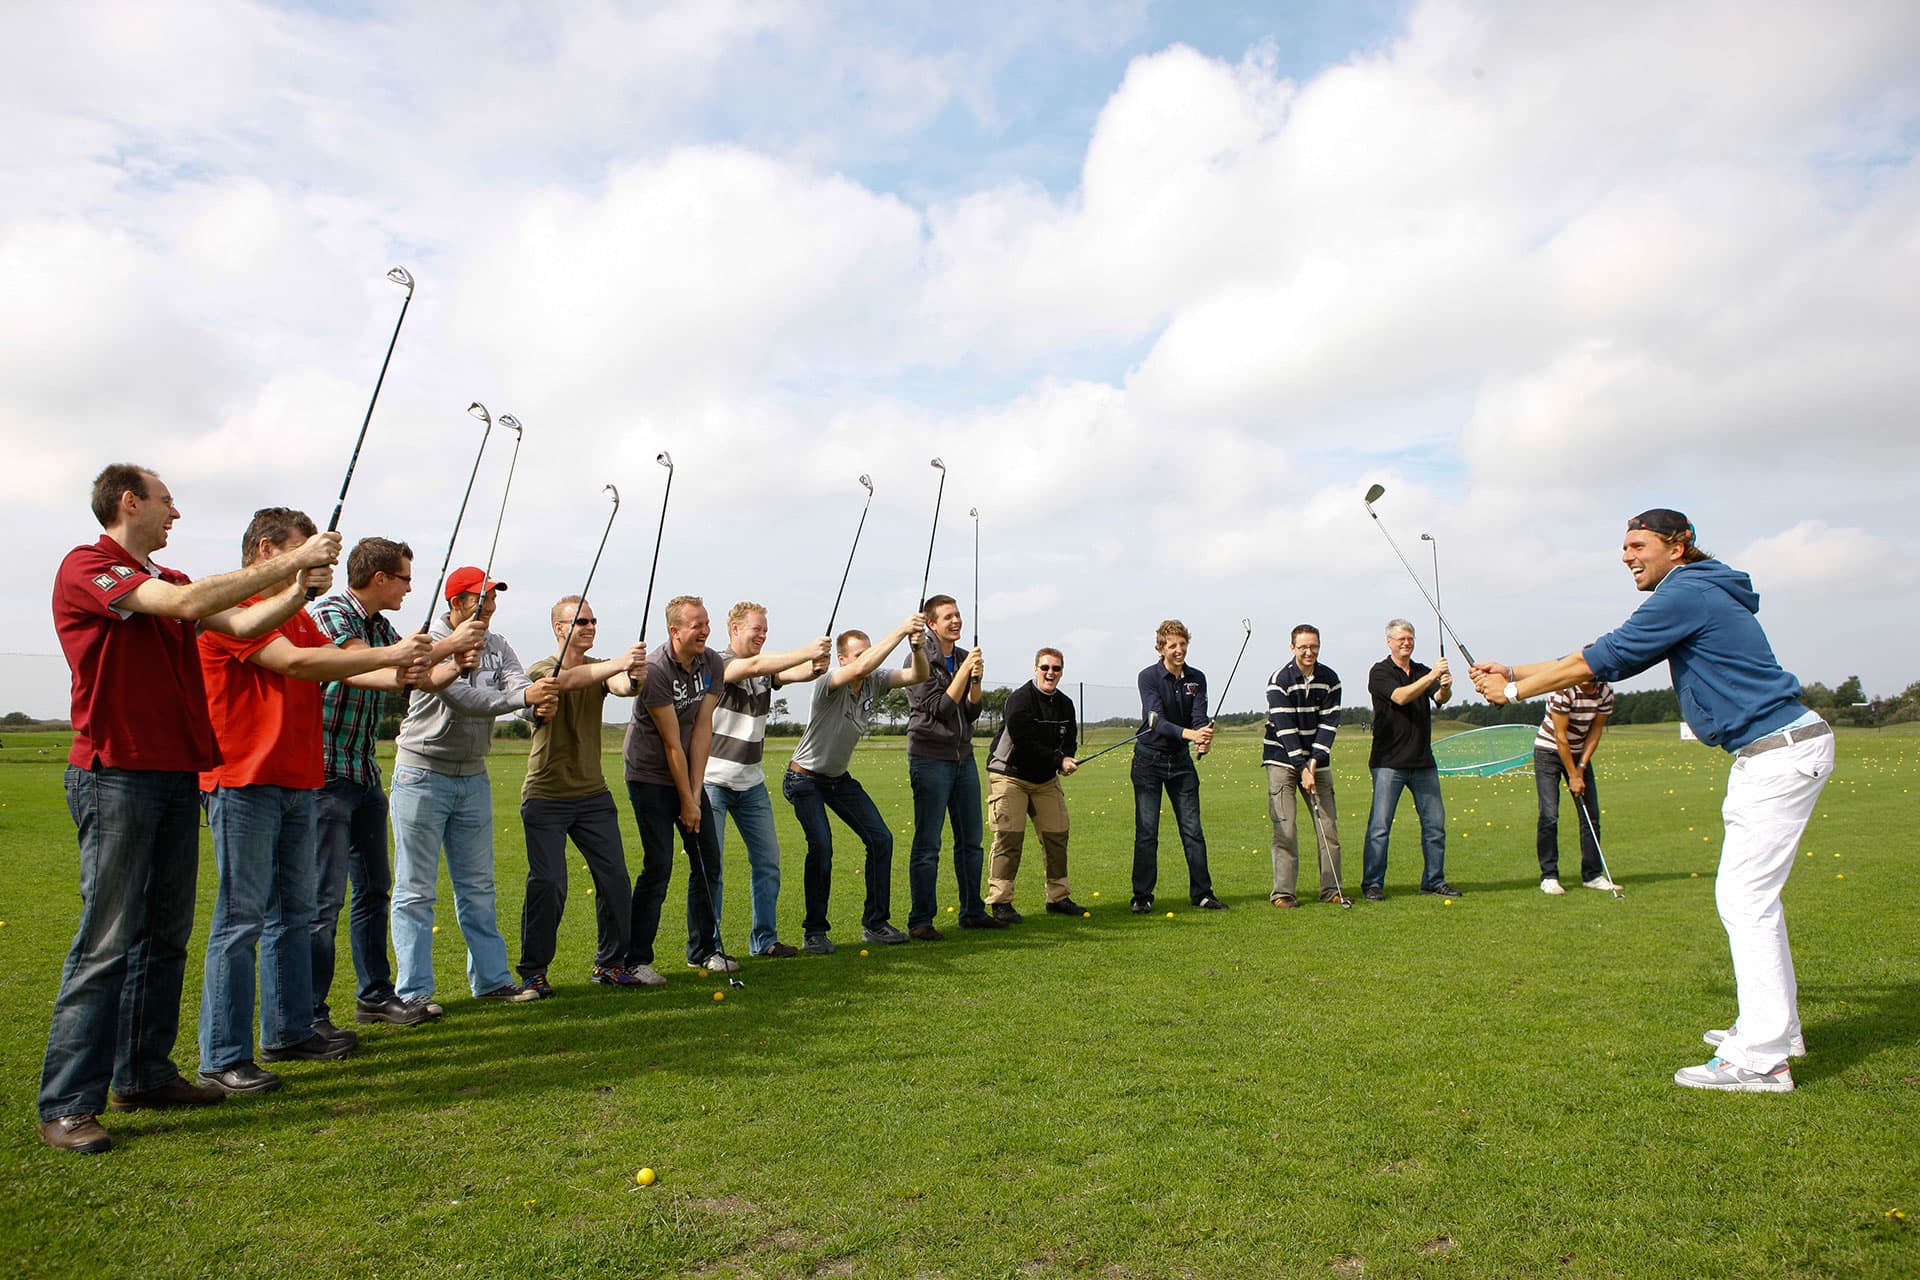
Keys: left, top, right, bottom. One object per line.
{"left": 393, "top": 616, "right": 533, "bottom": 775}
{"left": 905, "top": 632, "right": 981, "bottom": 761}
{"left": 1583, "top": 559, "right": 1804, "bottom": 753}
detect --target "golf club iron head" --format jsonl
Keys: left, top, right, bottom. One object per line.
{"left": 386, "top": 266, "right": 414, "bottom": 292}
{"left": 1364, "top": 482, "right": 1386, "bottom": 506}
{"left": 497, "top": 413, "right": 522, "bottom": 436}
{"left": 859, "top": 474, "right": 873, "bottom": 495}
{"left": 467, "top": 401, "right": 490, "bottom": 426}
{"left": 656, "top": 451, "right": 673, "bottom": 470}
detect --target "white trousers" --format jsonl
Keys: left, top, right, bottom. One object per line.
{"left": 1713, "top": 730, "right": 1835, "bottom": 1071}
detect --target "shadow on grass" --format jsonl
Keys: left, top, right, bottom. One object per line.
{"left": 1798, "top": 980, "right": 1920, "bottom": 1082}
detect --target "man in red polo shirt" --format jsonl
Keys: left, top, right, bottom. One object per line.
{"left": 41, "top": 465, "right": 342, "bottom": 1154}
{"left": 195, "top": 508, "right": 432, "bottom": 1096}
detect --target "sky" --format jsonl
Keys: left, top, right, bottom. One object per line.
{"left": 4, "top": 0, "right": 1918, "bottom": 723}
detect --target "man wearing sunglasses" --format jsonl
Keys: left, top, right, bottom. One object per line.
{"left": 983, "top": 649, "right": 1087, "bottom": 922}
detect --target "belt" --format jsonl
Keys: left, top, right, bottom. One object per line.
{"left": 786, "top": 763, "right": 846, "bottom": 781}
{"left": 1737, "top": 719, "right": 1831, "bottom": 759}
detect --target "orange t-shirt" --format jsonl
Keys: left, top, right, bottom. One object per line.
{"left": 197, "top": 602, "right": 328, "bottom": 790}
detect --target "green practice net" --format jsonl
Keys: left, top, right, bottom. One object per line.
{"left": 1431, "top": 724, "right": 1537, "bottom": 777}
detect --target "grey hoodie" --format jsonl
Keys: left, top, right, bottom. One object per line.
{"left": 393, "top": 615, "right": 533, "bottom": 776}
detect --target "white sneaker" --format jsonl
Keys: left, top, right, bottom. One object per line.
{"left": 691, "top": 952, "right": 740, "bottom": 974}
{"left": 1582, "top": 875, "right": 1620, "bottom": 892}
{"left": 1703, "top": 1023, "right": 1807, "bottom": 1057}
{"left": 1540, "top": 879, "right": 1566, "bottom": 895}
{"left": 1673, "top": 1056, "right": 1793, "bottom": 1092}
{"left": 624, "top": 964, "right": 667, "bottom": 987}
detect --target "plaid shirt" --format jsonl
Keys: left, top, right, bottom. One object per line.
{"left": 311, "top": 591, "right": 400, "bottom": 786}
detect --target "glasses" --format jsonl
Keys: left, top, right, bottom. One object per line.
{"left": 573, "top": 617, "right": 598, "bottom": 626}
{"left": 1037, "top": 664, "right": 1063, "bottom": 674}
{"left": 385, "top": 573, "right": 412, "bottom": 583}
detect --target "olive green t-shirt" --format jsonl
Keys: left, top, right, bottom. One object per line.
{"left": 522, "top": 656, "right": 612, "bottom": 801}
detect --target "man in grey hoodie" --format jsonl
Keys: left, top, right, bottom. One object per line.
{"left": 389, "top": 567, "right": 556, "bottom": 1012}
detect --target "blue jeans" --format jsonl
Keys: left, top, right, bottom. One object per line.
{"left": 781, "top": 768, "right": 895, "bottom": 935}
{"left": 389, "top": 766, "right": 514, "bottom": 999}
{"left": 1362, "top": 766, "right": 1448, "bottom": 892}
{"left": 1533, "top": 749, "right": 1602, "bottom": 882}
{"left": 40, "top": 767, "right": 201, "bottom": 1120}
{"left": 907, "top": 754, "right": 986, "bottom": 928}
{"left": 625, "top": 781, "right": 724, "bottom": 967}
{"left": 706, "top": 781, "right": 783, "bottom": 955}
{"left": 199, "top": 785, "right": 319, "bottom": 1071}
{"left": 313, "top": 775, "right": 395, "bottom": 1015}
{"left": 1131, "top": 746, "right": 1214, "bottom": 904}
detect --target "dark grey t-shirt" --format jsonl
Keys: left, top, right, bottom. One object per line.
{"left": 790, "top": 671, "right": 892, "bottom": 777}
{"left": 623, "top": 642, "right": 725, "bottom": 785}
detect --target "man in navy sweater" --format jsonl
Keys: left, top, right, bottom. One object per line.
{"left": 1130, "top": 620, "right": 1226, "bottom": 913}
{"left": 1262, "top": 624, "right": 1349, "bottom": 907}
{"left": 1473, "top": 508, "right": 1833, "bottom": 1093}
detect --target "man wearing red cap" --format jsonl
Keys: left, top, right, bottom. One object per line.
{"left": 388, "top": 567, "right": 557, "bottom": 1012}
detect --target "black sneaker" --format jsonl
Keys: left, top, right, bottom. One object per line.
{"left": 988, "top": 902, "right": 1024, "bottom": 924}
{"left": 959, "top": 913, "right": 1009, "bottom": 930}
{"left": 1421, "top": 882, "right": 1463, "bottom": 897}
{"left": 1046, "top": 898, "right": 1087, "bottom": 916}
{"left": 477, "top": 982, "right": 541, "bottom": 1003}
{"left": 1130, "top": 897, "right": 1154, "bottom": 914}
{"left": 1195, "top": 895, "right": 1228, "bottom": 910}
{"left": 526, "top": 973, "right": 556, "bottom": 998}
{"left": 860, "top": 923, "right": 909, "bottom": 945}
{"left": 1362, "top": 886, "right": 1386, "bottom": 901}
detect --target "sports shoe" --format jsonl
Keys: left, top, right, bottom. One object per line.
{"left": 988, "top": 902, "right": 1024, "bottom": 924}
{"left": 590, "top": 965, "right": 644, "bottom": 988}
{"left": 1324, "top": 893, "right": 1353, "bottom": 907}
{"left": 802, "top": 932, "right": 836, "bottom": 955}
{"left": 1420, "top": 882, "right": 1462, "bottom": 897}
{"left": 410, "top": 996, "right": 445, "bottom": 1019}
{"left": 691, "top": 952, "right": 740, "bottom": 973}
{"left": 1703, "top": 1023, "right": 1806, "bottom": 1058}
{"left": 1130, "top": 897, "right": 1153, "bottom": 914}
{"left": 1045, "top": 898, "right": 1088, "bottom": 916}
{"left": 1362, "top": 886, "right": 1385, "bottom": 901}
{"left": 759, "top": 942, "right": 800, "bottom": 958}
{"left": 526, "top": 973, "right": 556, "bottom": 998}
{"left": 1540, "top": 879, "right": 1566, "bottom": 896}
{"left": 1270, "top": 895, "right": 1299, "bottom": 909}
{"left": 477, "top": 982, "right": 541, "bottom": 1003}
{"left": 909, "top": 924, "right": 945, "bottom": 941}
{"left": 958, "top": 913, "right": 1009, "bottom": 930}
{"left": 1672, "top": 1056, "right": 1794, "bottom": 1093}
{"left": 861, "top": 923, "right": 909, "bottom": 945}
{"left": 623, "top": 964, "right": 667, "bottom": 987}
{"left": 1195, "top": 895, "right": 1228, "bottom": 910}
{"left": 1583, "top": 875, "right": 1620, "bottom": 892}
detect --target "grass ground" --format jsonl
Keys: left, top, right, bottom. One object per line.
{"left": 1, "top": 723, "right": 1916, "bottom": 1278}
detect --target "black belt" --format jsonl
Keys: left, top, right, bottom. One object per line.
{"left": 1737, "top": 719, "right": 1831, "bottom": 759}
{"left": 786, "top": 763, "right": 846, "bottom": 781}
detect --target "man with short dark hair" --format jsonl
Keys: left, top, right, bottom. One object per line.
{"left": 195, "top": 508, "right": 435, "bottom": 1095}
{"left": 1131, "top": 619, "right": 1224, "bottom": 913}
{"left": 984, "top": 648, "right": 1084, "bottom": 921}
{"left": 782, "top": 616, "right": 927, "bottom": 953}
{"left": 1531, "top": 678, "right": 1616, "bottom": 896}
{"left": 906, "top": 594, "right": 998, "bottom": 938}
{"left": 1263, "top": 624, "right": 1349, "bottom": 907}
{"left": 41, "top": 466, "right": 342, "bottom": 1153}
{"left": 1361, "top": 619, "right": 1457, "bottom": 901}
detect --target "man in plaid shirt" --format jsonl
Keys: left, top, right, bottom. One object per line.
{"left": 310, "top": 538, "right": 481, "bottom": 1028}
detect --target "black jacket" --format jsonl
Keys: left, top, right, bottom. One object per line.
{"left": 986, "top": 681, "right": 1077, "bottom": 782}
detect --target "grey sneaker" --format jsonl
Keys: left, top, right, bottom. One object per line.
{"left": 689, "top": 952, "right": 741, "bottom": 974}
{"left": 1703, "top": 1023, "right": 1806, "bottom": 1057}
{"left": 1673, "top": 1056, "right": 1793, "bottom": 1093}
{"left": 623, "top": 964, "right": 667, "bottom": 987}
{"left": 861, "top": 923, "right": 909, "bottom": 945}
{"left": 802, "top": 932, "right": 836, "bottom": 955}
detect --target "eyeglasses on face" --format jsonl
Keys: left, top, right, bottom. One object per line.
{"left": 1037, "top": 664, "right": 1063, "bottom": 674}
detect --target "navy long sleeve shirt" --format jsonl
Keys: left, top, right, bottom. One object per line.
{"left": 1137, "top": 660, "right": 1207, "bottom": 751}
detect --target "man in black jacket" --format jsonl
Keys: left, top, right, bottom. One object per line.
{"left": 984, "top": 648, "right": 1087, "bottom": 921}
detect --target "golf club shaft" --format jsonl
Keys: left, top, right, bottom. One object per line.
{"left": 1307, "top": 791, "right": 1347, "bottom": 904}
{"left": 639, "top": 459, "right": 673, "bottom": 648}
{"left": 1199, "top": 623, "right": 1253, "bottom": 766}
{"left": 972, "top": 509, "right": 979, "bottom": 649}
{"left": 1365, "top": 508, "right": 1477, "bottom": 665}
{"left": 919, "top": 465, "right": 946, "bottom": 610}
{"left": 480, "top": 419, "right": 523, "bottom": 590}
{"left": 556, "top": 487, "right": 620, "bottom": 676}
{"left": 682, "top": 819, "right": 741, "bottom": 985}
{"left": 312, "top": 275, "right": 414, "bottom": 597}
{"left": 1572, "top": 787, "right": 1621, "bottom": 896}
{"left": 1076, "top": 720, "right": 1155, "bottom": 765}
{"left": 419, "top": 414, "right": 494, "bottom": 634}
{"left": 1428, "top": 538, "right": 1446, "bottom": 661}
{"left": 825, "top": 493, "right": 872, "bottom": 638}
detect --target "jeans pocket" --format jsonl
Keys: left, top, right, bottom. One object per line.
{"left": 393, "top": 766, "right": 428, "bottom": 787}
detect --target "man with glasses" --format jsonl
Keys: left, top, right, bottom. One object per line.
{"left": 1472, "top": 508, "right": 1833, "bottom": 1092}
{"left": 983, "top": 648, "right": 1087, "bottom": 922}
{"left": 1361, "top": 619, "right": 1457, "bottom": 901}
{"left": 1262, "top": 624, "right": 1350, "bottom": 908}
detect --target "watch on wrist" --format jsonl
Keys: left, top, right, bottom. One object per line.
{"left": 1503, "top": 680, "right": 1520, "bottom": 702}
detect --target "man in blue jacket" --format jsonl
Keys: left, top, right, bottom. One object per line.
{"left": 1473, "top": 509, "right": 1833, "bottom": 1093}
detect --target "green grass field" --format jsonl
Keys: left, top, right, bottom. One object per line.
{"left": 2, "top": 724, "right": 1916, "bottom": 1278}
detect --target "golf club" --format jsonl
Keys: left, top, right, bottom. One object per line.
{"left": 1420, "top": 531, "right": 1445, "bottom": 662}
{"left": 554, "top": 484, "right": 620, "bottom": 676}
{"left": 417, "top": 402, "right": 495, "bottom": 635}
{"left": 824, "top": 475, "right": 874, "bottom": 637}
{"left": 1199, "top": 619, "right": 1253, "bottom": 765}
{"left": 918, "top": 458, "right": 946, "bottom": 611}
{"left": 481, "top": 413, "right": 524, "bottom": 590}
{"left": 638, "top": 452, "right": 674, "bottom": 648}
{"left": 684, "top": 826, "right": 744, "bottom": 989}
{"left": 1362, "top": 484, "right": 1477, "bottom": 665}
{"left": 310, "top": 265, "right": 414, "bottom": 598}
{"left": 1305, "top": 790, "right": 1352, "bottom": 907}
{"left": 1572, "top": 789, "right": 1624, "bottom": 899}
{"left": 1074, "top": 711, "right": 1159, "bottom": 765}
{"left": 969, "top": 506, "right": 979, "bottom": 648}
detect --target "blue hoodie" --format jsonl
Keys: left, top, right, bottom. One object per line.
{"left": 1583, "top": 560, "right": 1805, "bottom": 753}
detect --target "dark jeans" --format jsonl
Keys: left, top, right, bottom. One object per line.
{"left": 520, "top": 790, "right": 632, "bottom": 976}
{"left": 1533, "top": 749, "right": 1603, "bottom": 882}
{"left": 40, "top": 767, "right": 201, "bottom": 1121}
{"left": 782, "top": 768, "right": 895, "bottom": 935}
{"left": 624, "top": 781, "right": 723, "bottom": 967}
{"left": 1130, "top": 746, "right": 1213, "bottom": 904}
{"left": 906, "top": 753, "right": 986, "bottom": 928}
{"left": 313, "top": 775, "right": 395, "bottom": 1016}
{"left": 1362, "top": 766, "right": 1448, "bottom": 892}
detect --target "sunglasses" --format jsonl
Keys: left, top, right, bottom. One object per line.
{"left": 1037, "top": 664, "right": 1063, "bottom": 674}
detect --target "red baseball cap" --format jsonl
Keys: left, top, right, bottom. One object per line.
{"left": 443, "top": 566, "right": 508, "bottom": 601}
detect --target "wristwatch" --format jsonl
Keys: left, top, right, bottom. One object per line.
{"left": 1503, "top": 680, "right": 1520, "bottom": 702}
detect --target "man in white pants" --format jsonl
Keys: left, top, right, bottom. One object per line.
{"left": 1472, "top": 508, "right": 1832, "bottom": 1093}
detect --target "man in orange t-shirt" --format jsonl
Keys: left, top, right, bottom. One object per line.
{"left": 194, "top": 508, "right": 432, "bottom": 1096}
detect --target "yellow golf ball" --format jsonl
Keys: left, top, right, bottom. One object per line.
{"left": 431, "top": 925, "right": 440, "bottom": 934}
{"left": 636, "top": 1168, "right": 656, "bottom": 1186}
{"left": 1165, "top": 911, "right": 1175, "bottom": 919}
{"left": 698, "top": 969, "right": 709, "bottom": 978}
{"left": 1092, "top": 891, "right": 1101, "bottom": 898}
{"left": 859, "top": 949, "right": 870, "bottom": 957}
{"left": 946, "top": 906, "right": 956, "bottom": 914}
{"left": 1444, "top": 899, "right": 1454, "bottom": 906}
{"left": 1082, "top": 911, "right": 1091, "bottom": 918}
{"left": 712, "top": 990, "right": 726, "bottom": 1002}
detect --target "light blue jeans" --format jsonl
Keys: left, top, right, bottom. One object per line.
{"left": 1362, "top": 766, "right": 1448, "bottom": 892}
{"left": 389, "top": 765, "right": 514, "bottom": 999}
{"left": 199, "top": 785, "right": 319, "bottom": 1071}
{"left": 706, "top": 781, "right": 783, "bottom": 955}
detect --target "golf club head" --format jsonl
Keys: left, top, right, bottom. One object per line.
{"left": 467, "top": 401, "right": 491, "bottom": 427}
{"left": 930, "top": 457, "right": 945, "bottom": 472}
{"left": 1364, "top": 482, "right": 1386, "bottom": 505}
{"left": 655, "top": 451, "right": 673, "bottom": 471}
{"left": 1146, "top": 710, "right": 1159, "bottom": 730}
{"left": 858, "top": 474, "right": 873, "bottom": 496}
{"left": 1420, "top": 532, "right": 1434, "bottom": 543}
{"left": 969, "top": 506, "right": 979, "bottom": 519}
{"left": 728, "top": 976, "right": 745, "bottom": 989}
{"left": 497, "top": 413, "right": 522, "bottom": 436}
{"left": 1241, "top": 618, "right": 1252, "bottom": 634}
{"left": 386, "top": 266, "right": 414, "bottom": 292}
{"left": 604, "top": 483, "right": 620, "bottom": 508}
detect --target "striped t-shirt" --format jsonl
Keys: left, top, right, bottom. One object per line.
{"left": 1534, "top": 681, "right": 1615, "bottom": 753}
{"left": 705, "top": 647, "right": 772, "bottom": 789}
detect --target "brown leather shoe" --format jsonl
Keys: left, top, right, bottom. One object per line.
{"left": 109, "top": 1075, "right": 225, "bottom": 1111}
{"left": 760, "top": 942, "right": 800, "bottom": 958}
{"left": 909, "top": 924, "right": 944, "bottom": 942}
{"left": 39, "top": 1114, "right": 112, "bottom": 1154}
{"left": 1270, "top": 895, "right": 1299, "bottom": 909}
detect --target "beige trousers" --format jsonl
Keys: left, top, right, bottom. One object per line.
{"left": 986, "top": 771, "right": 1070, "bottom": 904}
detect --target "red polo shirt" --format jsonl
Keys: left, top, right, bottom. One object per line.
{"left": 54, "top": 535, "right": 218, "bottom": 773}
{"left": 198, "top": 599, "right": 328, "bottom": 790}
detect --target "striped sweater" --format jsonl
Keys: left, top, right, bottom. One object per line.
{"left": 1262, "top": 659, "right": 1340, "bottom": 769}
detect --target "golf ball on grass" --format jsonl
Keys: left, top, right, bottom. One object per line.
{"left": 859, "top": 949, "right": 870, "bottom": 957}
{"left": 713, "top": 990, "right": 726, "bottom": 1002}
{"left": 1165, "top": 911, "right": 1175, "bottom": 919}
{"left": 1082, "top": 911, "right": 1091, "bottom": 918}
{"left": 636, "top": 1168, "right": 656, "bottom": 1186}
